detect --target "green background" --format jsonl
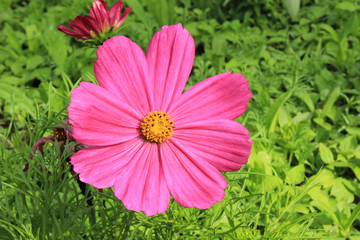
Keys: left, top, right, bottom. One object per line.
{"left": 0, "top": 0, "right": 359, "bottom": 239}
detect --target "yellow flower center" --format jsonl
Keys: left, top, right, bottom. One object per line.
{"left": 141, "top": 111, "right": 174, "bottom": 143}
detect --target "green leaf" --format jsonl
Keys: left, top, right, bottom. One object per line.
{"left": 0, "top": 225, "right": 14, "bottom": 239}
{"left": 25, "top": 24, "right": 40, "bottom": 52}
{"left": 320, "top": 86, "right": 341, "bottom": 119}
{"left": 345, "top": 203, "right": 360, "bottom": 232}
{"left": 0, "top": 46, "right": 18, "bottom": 58}
{"left": 347, "top": 13, "right": 359, "bottom": 36}
{"left": 308, "top": 187, "right": 336, "bottom": 212}
{"left": 4, "top": 24, "right": 22, "bottom": 54}
{"left": 313, "top": 117, "right": 333, "bottom": 131}
{"left": 294, "top": 90, "right": 315, "bottom": 112}
{"left": 286, "top": 164, "right": 305, "bottom": 185}
{"left": 42, "top": 30, "right": 68, "bottom": 72}
{"left": 1, "top": 76, "right": 25, "bottom": 85}
{"left": 346, "top": 127, "right": 360, "bottom": 136}
{"left": 0, "top": 83, "right": 15, "bottom": 101}
{"left": 278, "top": 107, "right": 291, "bottom": 127}
{"left": 282, "top": 0, "right": 300, "bottom": 19}
{"left": 127, "top": 0, "right": 149, "bottom": 24}
{"left": 350, "top": 160, "right": 360, "bottom": 181}
{"left": 319, "top": 143, "right": 334, "bottom": 164}
{"left": 331, "top": 178, "right": 353, "bottom": 203}
{"left": 293, "top": 112, "right": 311, "bottom": 124}
{"left": 339, "top": 136, "right": 357, "bottom": 154}
{"left": 319, "top": 24, "right": 339, "bottom": 42}
{"left": 265, "top": 91, "right": 293, "bottom": 134}
{"left": 312, "top": 169, "right": 335, "bottom": 189}
{"left": 336, "top": 2, "right": 357, "bottom": 12}
{"left": 147, "top": 0, "right": 173, "bottom": 26}
{"left": 26, "top": 55, "right": 44, "bottom": 70}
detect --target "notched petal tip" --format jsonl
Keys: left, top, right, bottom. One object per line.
{"left": 172, "top": 119, "right": 252, "bottom": 172}
{"left": 160, "top": 141, "right": 227, "bottom": 210}
{"left": 95, "top": 35, "right": 130, "bottom": 59}
{"left": 169, "top": 71, "right": 252, "bottom": 123}
{"left": 146, "top": 22, "right": 195, "bottom": 110}
{"left": 161, "top": 22, "right": 183, "bottom": 30}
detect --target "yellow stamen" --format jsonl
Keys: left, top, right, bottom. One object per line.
{"left": 112, "top": 20, "right": 119, "bottom": 31}
{"left": 102, "top": 20, "right": 111, "bottom": 34}
{"left": 141, "top": 111, "right": 174, "bottom": 143}
{"left": 89, "top": 30, "right": 97, "bottom": 39}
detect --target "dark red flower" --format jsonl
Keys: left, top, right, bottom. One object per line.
{"left": 24, "top": 120, "right": 102, "bottom": 201}
{"left": 23, "top": 120, "right": 75, "bottom": 173}
{"left": 58, "top": 0, "right": 131, "bottom": 40}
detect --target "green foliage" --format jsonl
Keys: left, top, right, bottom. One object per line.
{"left": 0, "top": 0, "right": 96, "bottom": 126}
{"left": 1, "top": 0, "right": 360, "bottom": 239}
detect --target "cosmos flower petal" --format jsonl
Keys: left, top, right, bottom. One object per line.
{"left": 146, "top": 23, "right": 195, "bottom": 111}
{"left": 90, "top": 0, "right": 109, "bottom": 31}
{"left": 71, "top": 137, "right": 144, "bottom": 189}
{"left": 109, "top": 0, "right": 123, "bottom": 26}
{"left": 69, "top": 16, "right": 95, "bottom": 35}
{"left": 95, "top": 36, "right": 153, "bottom": 115}
{"left": 68, "top": 82, "right": 141, "bottom": 146}
{"left": 60, "top": 16, "right": 98, "bottom": 40}
{"left": 69, "top": 16, "right": 96, "bottom": 35}
{"left": 115, "top": 7, "right": 131, "bottom": 29}
{"left": 160, "top": 140, "right": 227, "bottom": 209}
{"left": 173, "top": 119, "right": 252, "bottom": 172}
{"left": 109, "top": 0, "right": 121, "bottom": 26}
{"left": 58, "top": 25, "right": 86, "bottom": 39}
{"left": 168, "top": 72, "right": 252, "bottom": 124}
{"left": 114, "top": 143, "right": 170, "bottom": 216}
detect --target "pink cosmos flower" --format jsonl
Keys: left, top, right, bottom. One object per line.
{"left": 68, "top": 23, "right": 252, "bottom": 216}
{"left": 58, "top": 0, "right": 131, "bottom": 40}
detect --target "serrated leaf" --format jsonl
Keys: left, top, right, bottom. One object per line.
{"left": 26, "top": 55, "right": 44, "bottom": 70}
{"left": 313, "top": 169, "right": 335, "bottom": 188}
{"left": 331, "top": 178, "right": 354, "bottom": 203}
{"left": 286, "top": 164, "right": 305, "bottom": 185}
{"left": 4, "top": 24, "right": 22, "bottom": 54}
{"left": 293, "top": 112, "right": 311, "bottom": 123}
